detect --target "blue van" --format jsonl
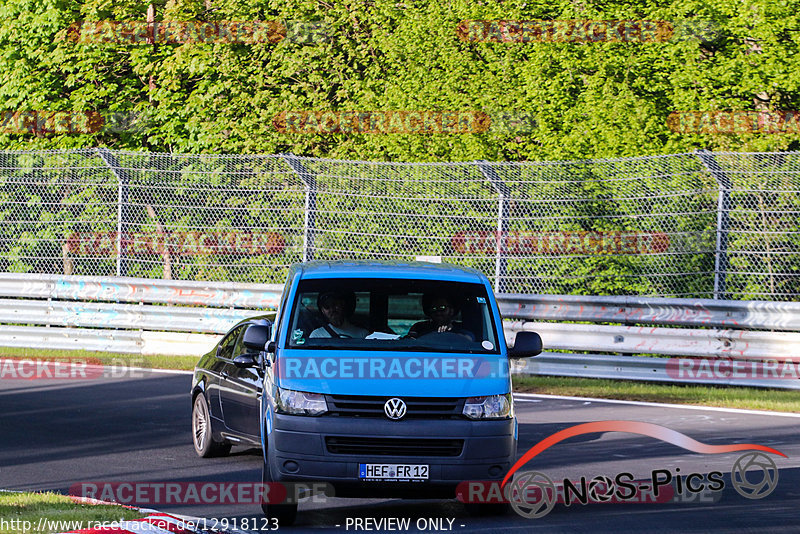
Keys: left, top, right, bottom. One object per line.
{"left": 191, "top": 261, "right": 542, "bottom": 524}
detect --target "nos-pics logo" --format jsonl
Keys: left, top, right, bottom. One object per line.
{"left": 501, "top": 420, "right": 785, "bottom": 519}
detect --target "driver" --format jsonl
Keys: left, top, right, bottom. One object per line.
{"left": 407, "top": 293, "right": 475, "bottom": 341}
{"left": 309, "top": 291, "right": 370, "bottom": 339}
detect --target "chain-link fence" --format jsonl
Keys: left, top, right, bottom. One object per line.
{"left": 0, "top": 148, "right": 797, "bottom": 300}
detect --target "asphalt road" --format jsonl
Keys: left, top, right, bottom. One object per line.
{"left": 1, "top": 372, "right": 799, "bottom": 533}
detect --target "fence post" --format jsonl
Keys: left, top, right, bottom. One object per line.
{"left": 478, "top": 161, "right": 510, "bottom": 293}
{"left": 97, "top": 148, "right": 129, "bottom": 277}
{"left": 282, "top": 154, "right": 316, "bottom": 262}
{"left": 696, "top": 149, "right": 731, "bottom": 299}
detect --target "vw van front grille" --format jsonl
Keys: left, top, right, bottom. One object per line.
{"left": 326, "top": 436, "right": 464, "bottom": 456}
{"left": 325, "top": 395, "right": 464, "bottom": 419}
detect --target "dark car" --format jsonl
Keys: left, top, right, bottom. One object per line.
{"left": 191, "top": 315, "right": 274, "bottom": 457}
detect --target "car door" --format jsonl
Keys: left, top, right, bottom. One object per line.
{"left": 219, "top": 324, "right": 262, "bottom": 438}
{"left": 205, "top": 326, "right": 242, "bottom": 420}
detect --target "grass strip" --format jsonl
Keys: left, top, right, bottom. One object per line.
{"left": 0, "top": 491, "right": 144, "bottom": 534}
{"left": 0, "top": 347, "right": 197, "bottom": 371}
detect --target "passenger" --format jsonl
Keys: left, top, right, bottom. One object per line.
{"left": 407, "top": 293, "right": 475, "bottom": 341}
{"left": 309, "top": 291, "right": 370, "bottom": 339}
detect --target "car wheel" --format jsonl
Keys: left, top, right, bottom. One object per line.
{"left": 192, "top": 392, "right": 231, "bottom": 458}
{"left": 261, "top": 457, "right": 298, "bottom": 525}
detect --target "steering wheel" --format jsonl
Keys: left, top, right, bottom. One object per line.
{"left": 416, "top": 331, "right": 471, "bottom": 343}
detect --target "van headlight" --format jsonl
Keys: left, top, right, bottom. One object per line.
{"left": 463, "top": 394, "right": 513, "bottom": 419}
{"left": 275, "top": 387, "right": 328, "bottom": 416}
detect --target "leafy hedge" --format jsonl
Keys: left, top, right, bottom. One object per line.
{"left": 1, "top": 0, "right": 799, "bottom": 160}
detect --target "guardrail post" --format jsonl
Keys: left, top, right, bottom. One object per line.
{"left": 282, "top": 154, "right": 316, "bottom": 262}
{"left": 97, "top": 148, "right": 130, "bottom": 277}
{"left": 696, "top": 150, "right": 731, "bottom": 299}
{"left": 478, "top": 161, "right": 510, "bottom": 293}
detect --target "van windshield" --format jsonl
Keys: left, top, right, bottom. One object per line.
{"left": 285, "top": 278, "right": 500, "bottom": 354}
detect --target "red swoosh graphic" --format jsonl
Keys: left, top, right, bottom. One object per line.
{"left": 502, "top": 420, "right": 786, "bottom": 487}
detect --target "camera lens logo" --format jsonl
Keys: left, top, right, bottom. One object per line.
{"left": 587, "top": 475, "right": 615, "bottom": 502}
{"left": 505, "top": 471, "right": 556, "bottom": 519}
{"left": 731, "top": 452, "right": 779, "bottom": 500}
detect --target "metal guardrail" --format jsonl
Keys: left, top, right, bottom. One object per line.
{"left": 497, "top": 293, "right": 800, "bottom": 331}
{"left": 500, "top": 293, "right": 800, "bottom": 389}
{"left": 0, "top": 299, "right": 258, "bottom": 333}
{"left": 0, "top": 273, "right": 282, "bottom": 357}
{"left": 0, "top": 273, "right": 283, "bottom": 308}
{"left": 506, "top": 321, "right": 800, "bottom": 361}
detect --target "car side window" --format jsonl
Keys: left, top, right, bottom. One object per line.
{"left": 217, "top": 326, "right": 244, "bottom": 361}
{"left": 231, "top": 326, "right": 249, "bottom": 359}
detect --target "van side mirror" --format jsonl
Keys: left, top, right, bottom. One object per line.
{"left": 243, "top": 323, "right": 272, "bottom": 351}
{"left": 508, "top": 331, "right": 542, "bottom": 358}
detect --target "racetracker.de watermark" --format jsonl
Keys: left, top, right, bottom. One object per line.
{"left": 0, "top": 110, "right": 147, "bottom": 135}
{"left": 69, "top": 481, "right": 333, "bottom": 505}
{"left": 456, "top": 19, "right": 717, "bottom": 43}
{"left": 667, "top": 111, "right": 800, "bottom": 134}
{"left": 667, "top": 358, "right": 800, "bottom": 381}
{"left": 65, "top": 20, "right": 329, "bottom": 44}
{"left": 0, "top": 358, "right": 154, "bottom": 380}
{"left": 451, "top": 230, "right": 670, "bottom": 255}
{"left": 64, "top": 231, "right": 286, "bottom": 256}
{"left": 273, "top": 110, "right": 493, "bottom": 134}
{"left": 457, "top": 477, "right": 677, "bottom": 505}
{"left": 276, "top": 356, "right": 506, "bottom": 380}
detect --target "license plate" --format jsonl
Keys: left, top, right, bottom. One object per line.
{"left": 359, "top": 463, "right": 429, "bottom": 481}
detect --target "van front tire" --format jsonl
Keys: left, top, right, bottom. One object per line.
{"left": 261, "top": 459, "right": 298, "bottom": 525}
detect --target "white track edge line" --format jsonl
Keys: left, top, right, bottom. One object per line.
{"left": 125, "top": 366, "right": 194, "bottom": 375}
{"left": 514, "top": 392, "right": 800, "bottom": 418}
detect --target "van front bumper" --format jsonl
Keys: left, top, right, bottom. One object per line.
{"left": 267, "top": 414, "right": 514, "bottom": 496}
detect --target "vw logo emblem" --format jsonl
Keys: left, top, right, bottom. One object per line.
{"left": 384, "top": 398, "right": 407, "bottom": 420}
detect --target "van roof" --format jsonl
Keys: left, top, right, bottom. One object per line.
{"left": 292, "top": 260, "right": 488, "bottom": 284}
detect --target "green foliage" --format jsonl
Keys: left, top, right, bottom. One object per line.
{"left": 0, "top": 0, "right": 799, "bottom": 158}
